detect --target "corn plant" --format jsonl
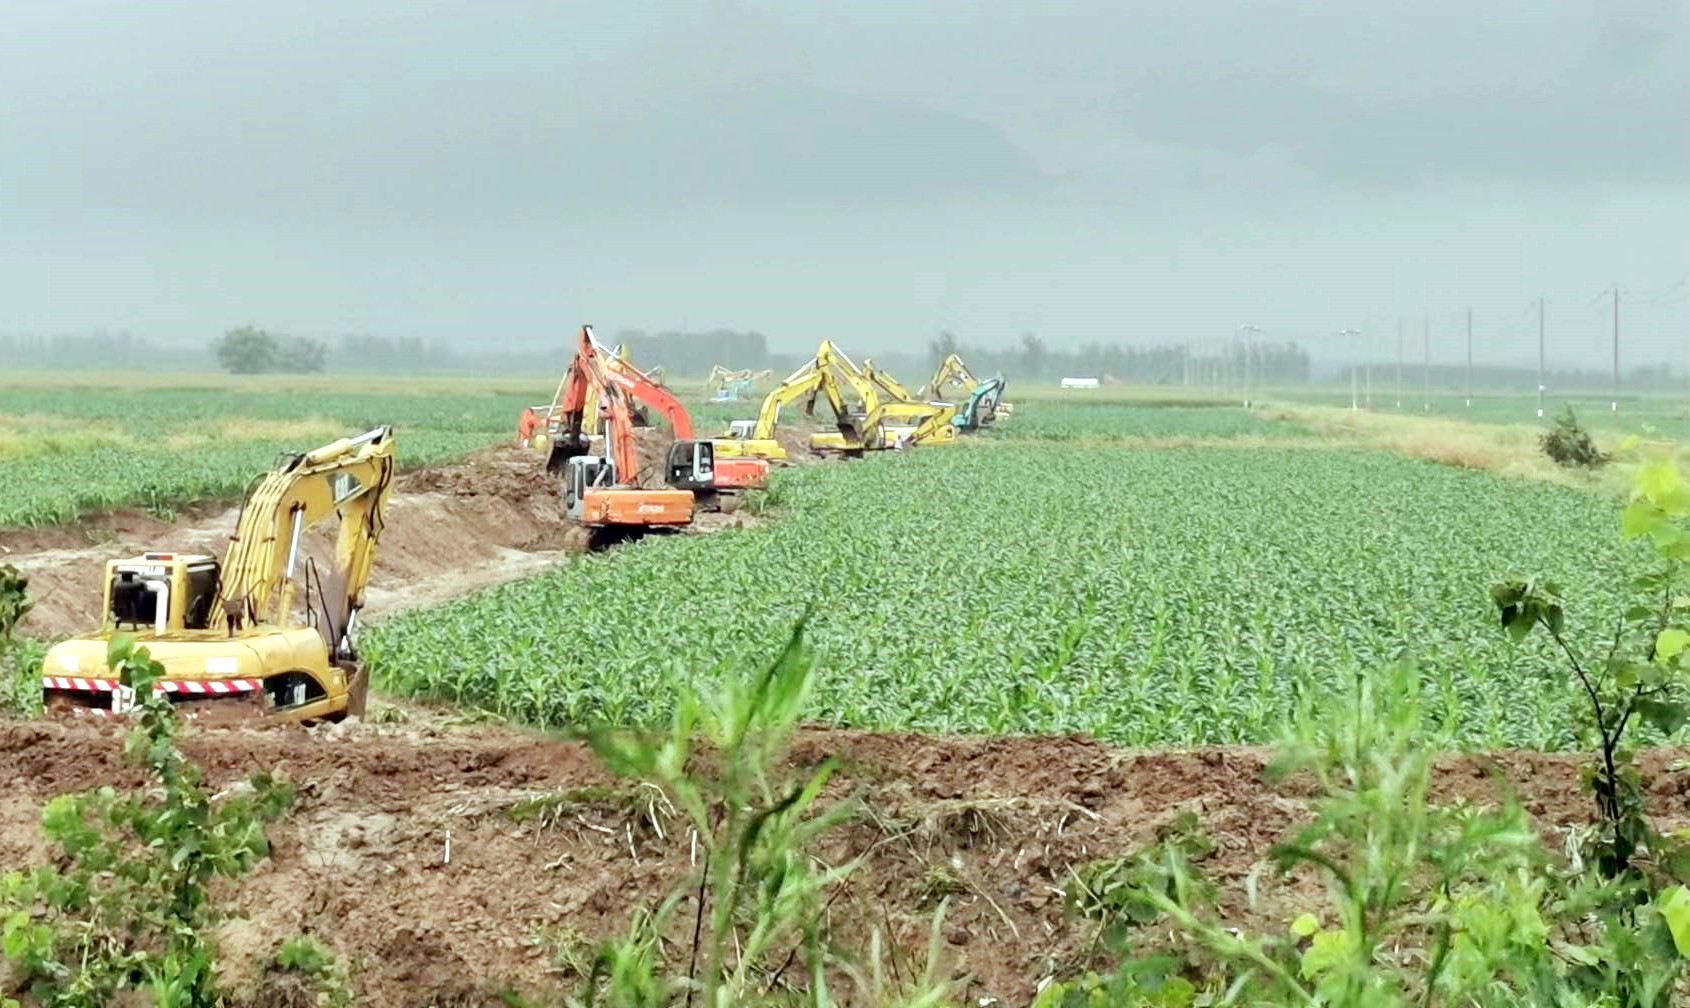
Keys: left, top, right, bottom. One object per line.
{"left": 1495, "top": 441, "right": 1690, "bottom": 881}
{"left": 0, "top": 565, "right": 37, "bottom": 716}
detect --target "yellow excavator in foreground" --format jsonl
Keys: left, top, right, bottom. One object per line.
{"left": 41, "top": 427, "right": 396, "bottom": 723}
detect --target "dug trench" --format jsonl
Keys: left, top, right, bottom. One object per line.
{"left": 4, "top": 715, "right": 1689, "bottom": 1006}
{"left": 0, "top": 434, "right": 764, "bottom": 640}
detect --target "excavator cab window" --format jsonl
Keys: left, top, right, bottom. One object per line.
{"left": 564, "top": 456, "right": 609, "bottom": 514}
{"left": 666, "top": 441, "right": 714, "bottom": 488}
{"left": 110, "top": 570, "right": 166, "bottom": 630}
{"left": 182, "top": 562, "right": 219, "bottom": 629}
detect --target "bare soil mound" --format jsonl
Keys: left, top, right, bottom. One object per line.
{"left": 0, "top": 445, "right": 585, "bottom": 638}
{"left": 2, "top": 716, "right": 1682, "bottom": 1007}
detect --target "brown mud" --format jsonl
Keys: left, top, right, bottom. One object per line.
{"left": 0, "top": 442, "right": 762, "bottom": 639}
{"left": 3, "top": 715, "right": 1685, "bottom": 1006}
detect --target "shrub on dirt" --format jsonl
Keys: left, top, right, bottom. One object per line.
{"left": 264, "top": 936, "right": 353, "bottom": 1008}
{"left": 1048, "top": 663, "right": 1690, "bottom": 1005}
{"left": 1541, "top": 404, "right": 1608, "bottom": 468}
{"left": 571, "top": 622, "right": 957, "bottom": 1007}
{"left": 0, "top": 565, "right": 38, "bottom": 716}
{"left": 0, "top": 636, "right": 294, "bottom": 1007}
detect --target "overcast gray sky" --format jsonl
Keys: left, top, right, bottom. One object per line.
{"left": 3, "top": 0, "right": 1687, "bottom": 365}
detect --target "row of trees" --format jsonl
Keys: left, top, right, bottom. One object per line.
{"left": 0, "top": 331, "right": 202, "bottom": 370}
{"left": 926, "top": 331, "right": 1312, "bottom": 384}
{"left": 17, "top": 325, "right": 1682, "bottom": 390}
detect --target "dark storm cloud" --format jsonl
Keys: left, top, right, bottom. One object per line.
{"left": 1, "top": 1, "right": 1685, "bottom": 359}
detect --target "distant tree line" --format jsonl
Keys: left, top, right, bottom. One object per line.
{"left": 0, "top": 331, "right": 202, "bottom": 370}
{"left": 925, "top": 330, "right": 1311, "bottom": 384}
{"left": 8, "top": 325, "right": 1685, "bottom": 394}
{"left": 613, "top": 329, "right": 771, "bottom": 377}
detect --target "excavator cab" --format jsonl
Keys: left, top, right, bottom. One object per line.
{"left": 666, "top": 440, "right": 715, "bottom": 489}
{"left": 562, "top": 455, "right": 610, "bottom": 520}
{"left": 106, "top": 553, "right": 220, "bottom": 633}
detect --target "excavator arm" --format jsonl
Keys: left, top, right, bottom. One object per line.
{"left": 920, "top": 353, "right": 979, "bottom": 400}
{"left": 861, "top": 358, "right": 925, "bottom": 405}
{"left": 955, "top": 374, "right": 1010, "bottom": 430}
{"left": 216, "top": 427, "right": 396, "bottom": 645}
{"left": 520, "top": 341, "right": 651, "bottom": 446}
{"left": 595, "top": 340, "right": 695, "bottom": 440}
{"left": 543, "top": 326, "right": 642, "bottom": 480}
{"left": 852, "top": 399, "right": 959, "bottom": 452}
{"left": 751, "top": 365, "right": 826, "bottom": 440}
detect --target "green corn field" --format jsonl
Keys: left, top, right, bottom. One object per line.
{"left": 366, "top": 436, "right": 1637, "bottom": 749}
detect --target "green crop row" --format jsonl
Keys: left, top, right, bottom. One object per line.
{"left": 997, "top": 403, "right": 1308, "bottom": 441}
{"left": 367, "top": 441, "right": 1635, "bottom": 749}
{"left": 0, "top": 432, "right": 495, "bottom": 527}
{"left": 0, "top": 385, "right": 543, "bottom": 527}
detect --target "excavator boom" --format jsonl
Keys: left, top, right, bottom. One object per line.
{"left": 920, "top": 353, "right": 980, "bottom": 400}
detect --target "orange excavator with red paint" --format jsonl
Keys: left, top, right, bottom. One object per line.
{"left": 545, "top": 327, "right": 765, "bottom": 546}
{"left": 590, "top": 341, "right": 770, "bottom": 510}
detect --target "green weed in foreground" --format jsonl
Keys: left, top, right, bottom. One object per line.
{"left": 369, "top": 443, "right": 1636, "bottom": 749}
{"left": 1044, "top": 662, "right": 1690, "bottom": 1007}
{"left": 1, "top": 636, "right": 294, "bottom": 1007}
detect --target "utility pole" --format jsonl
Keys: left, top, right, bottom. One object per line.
{"left": 1237, "top": 324, "right": 1260, "bottom": 409}
{"left": 1536, "top": 297, "right": 1546, "bottom": 420}
{"left": 1465, "top": 308, "right": 1473, "bottom": 408}
{"left": 1339, "top": 329, "right": 1361, "bottom": 410}
{"left": 1612, "top": 284, "right": 1620, "bottom": 412}
{"left": 1422, "top": 315, "right": 1430, "bottom": 412}
{"left": 1395, "top": 319, "right": 1403, "bottom": 409}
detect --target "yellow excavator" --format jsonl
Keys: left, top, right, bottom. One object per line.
{"left": 808, "top": 356, "right": 958, "bottom": 454}
{"left": 720, "top": 342, "right": 959, "bottom": 459}
{"left": 717, "top": 344, "right": 857, "bottom": 461}
{"left": 921, "top": 352, "right": 1014, "bottom": 422}
{"left": 920, "top": 352, "right": 977, "bottom": 401}
{"left": 40, "top": 427, "right": 396, "bottom": 723}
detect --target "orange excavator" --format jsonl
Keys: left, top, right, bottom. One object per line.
{"left": 592, "top": 341, "right": 769, "bottom": 511}
{"left": 546, "top": 327, "right": 766, "bottom": 546}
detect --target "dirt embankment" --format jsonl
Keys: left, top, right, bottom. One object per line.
{"left": 0, "top": 430, "right": 797, "bottom": 639}
{"left": 2, "top": 716, "right": 1683, "bottom": 1007}
{"left": 0, "top": 445, "right": 583, "bottom": 638}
